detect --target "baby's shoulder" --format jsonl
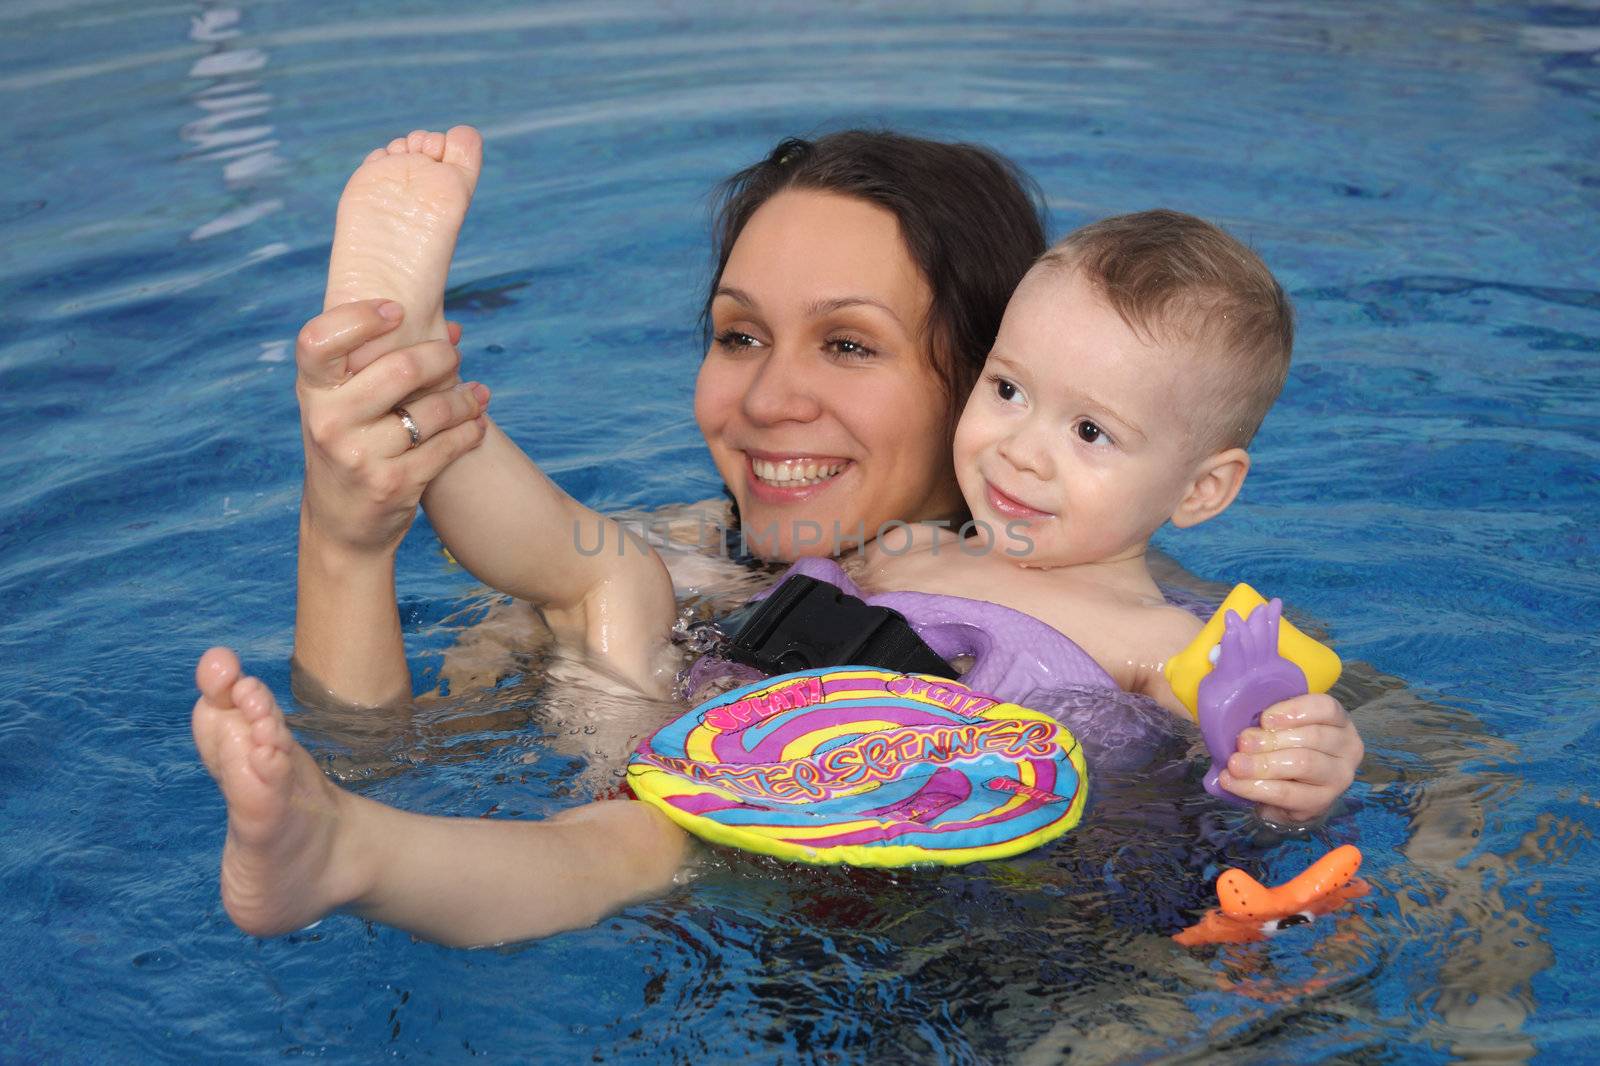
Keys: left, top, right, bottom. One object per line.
{"left": 1099, "top": 595, "right": 1203, "bottom": 658}
{"left": 1140, "top": 597, "right": 1205, "bottom": 641}
{"left": 862, "top": 521, "right": 961, "bottom": 564}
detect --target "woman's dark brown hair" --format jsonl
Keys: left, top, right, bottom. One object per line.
{"left": 703, "top": 130, "right": 1047, "bottom": 428}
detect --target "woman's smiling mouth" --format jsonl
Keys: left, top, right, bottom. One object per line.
{"left": 745, "top": 454, "right": 852, "bottom": 499}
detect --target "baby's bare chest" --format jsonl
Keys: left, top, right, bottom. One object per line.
{"left": 865, "top": 552, "right": 1100, "bottom": 635}
{"left": 856, "top": 551, "right": 1177, "bottom": 688}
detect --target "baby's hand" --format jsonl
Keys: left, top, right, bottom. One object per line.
{"left": 1217, "top": 693, "right": 1363, "bottom": 825}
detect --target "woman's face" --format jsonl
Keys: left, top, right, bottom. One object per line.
{"left": 695, "top": 189, "right": 965, "bottom": 560}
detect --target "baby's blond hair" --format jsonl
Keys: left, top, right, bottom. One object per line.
{"left": 1041, "top": 209, "right": 1293, "bottom": 452}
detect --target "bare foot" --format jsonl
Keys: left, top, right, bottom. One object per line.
{"left": 192, "top": 648, "right": 365, "bottom": 937}
{"left": 325, "top": 126, "right": 483, "bottom": 359}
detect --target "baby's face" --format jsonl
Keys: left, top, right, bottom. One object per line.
{"left": 952, "top": 266, "right": 1208, "bottom": 569}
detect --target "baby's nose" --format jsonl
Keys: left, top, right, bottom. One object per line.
{"left": 997, "top": 424, "right": 1054, "bottom": 479}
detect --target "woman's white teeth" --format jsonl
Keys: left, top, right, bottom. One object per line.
{"left": 752, "top": 459, "right": 846, "bottom": 486}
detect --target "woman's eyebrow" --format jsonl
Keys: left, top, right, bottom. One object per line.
{"left": 715, "top": 288, "right": 907, "bottom": 329}
{"left": 805, "top": 296, "right": 905, "bottom": 327}
{"left": 714, "top": 285, "right": 757, "bottom": 307}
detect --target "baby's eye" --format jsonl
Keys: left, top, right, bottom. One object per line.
{"left": 1075, "top": 419, "right": 1110, "bottom": 445}
{"left": 714, "top": 330, "right": 762, "bottom": 351}
{"left": 989, "top": 374, "right": 1023, "bottom": 404}
{"left": 827, "top": 336, "right": 877, "bottom": 360}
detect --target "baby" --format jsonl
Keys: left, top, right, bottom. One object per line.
{"left": 193, "top": 135, "right": 1361, "bottom": 947}
{"left": 864, "top": 209, "right": 1296, "bottom": 715}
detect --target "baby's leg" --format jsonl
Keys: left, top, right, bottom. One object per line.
{"left": 193, "top": 649, "right": 690, "bottom": 946}
{"left": 325, "top": 127, "right": 482, "bottom": 368}
{"left": 192, "top": 648, "right": 368, "bottom": 937}
{"left": 193, "top": 643, "right": 387, "bottom": 934}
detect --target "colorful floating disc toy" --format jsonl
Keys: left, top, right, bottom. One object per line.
{"left": 627, "top": 667, "right": 1088, "bottom": 867}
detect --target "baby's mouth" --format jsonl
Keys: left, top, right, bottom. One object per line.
{"left": 749, "top": 456, "right": 850, "bottom": 488}
{"left": 985, "top": 480, "right": 1054, "bottom": 520}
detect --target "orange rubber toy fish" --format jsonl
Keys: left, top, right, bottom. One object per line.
{"left": 1174, "top": 844, "right": 1369, "bottom": 947}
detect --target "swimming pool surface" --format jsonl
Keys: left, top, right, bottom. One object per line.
{"left": 3, "top": 1, "right": 1597, "bottom": 1061}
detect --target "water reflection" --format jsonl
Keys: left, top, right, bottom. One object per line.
{"left": 183, "top": 3, "right": 284, "bottom": 241}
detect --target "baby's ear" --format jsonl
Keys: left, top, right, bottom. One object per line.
{"left": 1171, "top": 448, "right": 1250, "bottom": 528}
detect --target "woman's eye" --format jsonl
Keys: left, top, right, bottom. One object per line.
{"left": 1075, "top": 420, "right": 1108, "bottom": 445}
{"left": 827, "top": 337, "right": 876, "bottom": 360}
{"left": 714, "top": 330, "right": 762, "bottom": 351}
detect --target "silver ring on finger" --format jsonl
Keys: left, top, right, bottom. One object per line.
{"left": 395, "top": 406, "right": 421, "bottom": 449}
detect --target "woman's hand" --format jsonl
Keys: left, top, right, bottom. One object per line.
{"left": 296, "top": 299, "right": 489, "bottom": 555}
{"left": 1217, "top": 693, "right": 1364, "bottom": 825}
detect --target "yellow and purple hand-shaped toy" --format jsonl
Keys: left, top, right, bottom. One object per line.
{"left": 1164, "top": 584, "right": 1342, "bottom": 804}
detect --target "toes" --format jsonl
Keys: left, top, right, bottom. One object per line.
{"left": 231, "top": 676, "right": 279, "bottom": 724}
{"left": 364, "top": 148, "right": 388, "bottom": 165}
{"left": 421, "top": 130, "right": 445, "bottom": 159}
{"left": 192, "top": 696, "right": 232, "bottom": 773}
{"left": 442, "top": 125, "right": 483, "bottom": 179}
{"left": 196, "top": 647, "right": 242, "bottom": 705}
{"left": 197, "top": 695, "right": 253, "bottom": 781}
{"left": 406, "top": 129, "right": 428, "bottom": 152}
{"left": 249, "top": 713, "right": 292, "bottom": 755}
{"left": 248, "top": 742, "right": 289, "bottom": 783}
{"left": 233, "top": 677, "right": 284, "bottom": 730}
{"left": 387, "top": 137, "right": 408, "bottom": 154}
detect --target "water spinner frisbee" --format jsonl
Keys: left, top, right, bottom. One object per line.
{"left": 627, "top": 667, "right": 1087, "bottom": 866}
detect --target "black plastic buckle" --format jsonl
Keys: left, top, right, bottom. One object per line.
{"left": 723, "top": 575, "right": 958, "bottom": 680}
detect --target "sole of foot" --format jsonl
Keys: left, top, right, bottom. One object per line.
{"left": 324, "top": 126, "right": 483, "bottom": 355}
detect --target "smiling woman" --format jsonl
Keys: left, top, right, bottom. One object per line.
{"left": 692, "top": 132, "right": 1048, "bottom": 560}
{"left": 187, "top": 124, "right": 1057, "bottom": 947}
{"left": 282, "top": 130, "right": 1047, "bottom": 713}
{"left": 697, "top": 189, "right": 966, "bottom": 559}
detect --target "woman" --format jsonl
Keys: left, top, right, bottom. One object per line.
{"left": 290, "top": 128, "right": 1047, "bottom": 705}
{"left": 194, "top": 127, "right": 1355, "bottom": 946}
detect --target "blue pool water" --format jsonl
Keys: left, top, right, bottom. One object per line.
{"left": 3, "top": 1, "right": 1598, "bottom": 1061}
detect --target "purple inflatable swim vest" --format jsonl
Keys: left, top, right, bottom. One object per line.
{"left": 683, "top": 557, "right": 1190, "bottom": 772}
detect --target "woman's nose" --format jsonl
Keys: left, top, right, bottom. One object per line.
{"left": 739, "top": 346, "right": 823, "bottom": 426}
{"left": 996, "top": 421, "right": 1054, "bottom": 480}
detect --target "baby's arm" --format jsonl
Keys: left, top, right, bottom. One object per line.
{"left": 418, "top": 420, "right": 678, "bottom": 694}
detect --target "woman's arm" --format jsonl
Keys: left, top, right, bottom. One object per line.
{"left": 295, "top": 298, "right": 676, "bottom": 700}
{"left": 293, "top": 300, "right": 488, "bottom": 705}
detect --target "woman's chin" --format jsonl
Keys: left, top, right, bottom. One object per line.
{"left": 732, "top": 471, "right": 861, "bottom": 559}
{"left": 730, "top": 498, "right": 868, "bottom": 560}
{"left": 732, "top": 508, "right": 859, "bottom": 560}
